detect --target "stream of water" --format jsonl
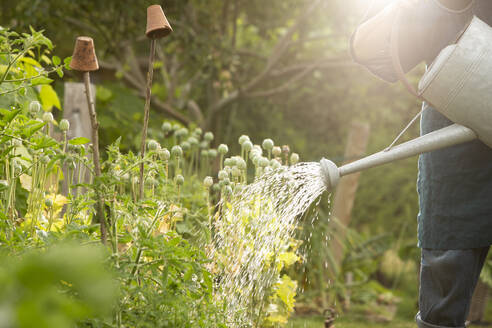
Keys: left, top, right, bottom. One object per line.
{"left": 211, "top": 162, "right": 327, "bottom": 327}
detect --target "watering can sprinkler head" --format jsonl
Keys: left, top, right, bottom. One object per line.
{"left": 320, "top": 158, "right": 340, "bottom": 191}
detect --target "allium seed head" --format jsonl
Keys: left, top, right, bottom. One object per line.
{"left": 203, "top": 176, "right": 214, "bottom": 188}
{"left": 59, "top": 119, "right": 70, "bottom": 132}
{"left": 174, "top": 174, "right": 185, "bottom": 186}
{"left": 188, "top": 137, "right": 199, "bottom": 147}
{"left": 262, "top": 138, "right": 274, "bottom": 151}
{"left": 204, "top": 132, "right": 214, "bottom": 142}
{"left": 290, "top": 153, "right": 299, "bottom": 164}
{"left": 218, "top": 144, "right": 229, "bottom": 155}
{"left": 181, "top": 141, "right": 191, "bottom": 152}
{"left": 259, "top": 157, "right": 269, "bottom": 168}
{"left": 242, "top": 140, "right": 253, "bottom": 152}
{"left": 29, "top": 101, "right": 41, "bottom": 115}
{"left": 232, "top": 166, "right": 241, "bottom": 177}
{"left": 208, "top": 149, "right": 218, "bottom": 158}
{"left": 45, "top": 198, "right": 53, "bottom": 208}
{"left": 160, "top": 148, "right": 171, "bottom": 161}
{"left": 147, "top": 140, "right": 160, "bottom": 151}
{"left": 161, "top": 122, "right": 172, "bottom": 133}
{"left": 171, "top": 145, "right": 183, "bottom": 158}
{"left": 218, "top": 170, "right": 229, "bottom": 180}
{"left": 272, "top": 146, "right": 282, "bottom": 157}
{"left": 42, "top": 112, "right": 54, "bottom": 123}
{"left": 238, "top": 135, "right": 250, "bottom": 146}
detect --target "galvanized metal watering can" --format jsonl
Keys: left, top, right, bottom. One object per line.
{"left": 321, "top": 16, "right": 492, "bottom": 191}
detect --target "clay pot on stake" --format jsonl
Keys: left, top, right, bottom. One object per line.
{"left": 138, "top": 4, "right": 173, "bottom": 200}
{"left": 70, "top": 36, "right": 107, "bottom": 243}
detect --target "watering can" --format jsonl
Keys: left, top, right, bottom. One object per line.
{"left": 321, "top": 16, "right": 492, "bottom": 191}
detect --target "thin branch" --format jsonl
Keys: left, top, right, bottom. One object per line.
{"left": 99, "top": 59, "right": 190, "bottom": 125}
{"left": 270, "top": 58, "right": 354, "bottom": 77}
{"left": 246, "top": 61, "right": 321, "bottom": 98}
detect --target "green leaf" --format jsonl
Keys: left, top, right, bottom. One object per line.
{"left": 31, "top": 76, "right": 53, "bottom": 86}
{"left": 52, "top": 55, "right": 61, "bottom": 66}
{"left": 64, "top": 57, "right": 72, "bottom": 70}
{"left": 39, "top": 84, "right": 61, "bottom": 110}
{"left": 69, "top": 137, "right": 91, "bottom": 145}
{"left": 0, "top": 108, "right": 21, "bottom": 124}
{"left": 22, "top": 121, "right": 45, "bottom": 138}
{"left": 56, "top": 67, "right": 64, "bottom": 78}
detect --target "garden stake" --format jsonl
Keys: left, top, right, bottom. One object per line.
{"left": 70, "top": 36, "right": 107, "bottom": 243}
{"left": 138, "top": 4, "right": 173, "bottom": 200}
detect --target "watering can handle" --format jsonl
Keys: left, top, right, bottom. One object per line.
{"left": 390, "top": 3, "right": 423, "bottom": 99}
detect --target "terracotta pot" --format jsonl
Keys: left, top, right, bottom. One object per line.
{"left": 70, "top": 36, "right": 99, "bottom": 72}
{"left": 146, "top": 4, "right": 173, "bottom": 39}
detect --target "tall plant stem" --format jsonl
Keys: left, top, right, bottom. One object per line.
{"left": 83, "top": 71, "right": 107, "bottom": 244}
{"left": 138, "top": 39, "right": 157, "bottom": 200}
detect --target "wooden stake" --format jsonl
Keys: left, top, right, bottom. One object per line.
{"left": 83, "top": 71, "right": 107, "bottom": 243}
{"left": 138, "top": 39, "right": 157, "bottom": 200}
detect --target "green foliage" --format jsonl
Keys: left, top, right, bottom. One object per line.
{"left": 0, "top": 243, "right": 116, "bottom": 328}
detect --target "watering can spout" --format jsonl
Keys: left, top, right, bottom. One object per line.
{"left": 320, "top": 123, "right": 477, "bottom": 191}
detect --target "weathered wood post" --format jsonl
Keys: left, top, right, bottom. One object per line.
{"left": 138, "top": 4, "right": 173, "bottom": 200}
{"left": 329, "top": 121, "right": 370, "bottom": 273}
{"left": 61, "top": 82, "right": 94, "bottom": 196}
{"left": 69, "top": 36, "right": 107, "bottom": 243}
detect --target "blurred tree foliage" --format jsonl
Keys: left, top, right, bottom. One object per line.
{"left": 3, "top": 0, "right": 424, "bottom": 306}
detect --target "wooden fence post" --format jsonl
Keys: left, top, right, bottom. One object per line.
{"left": 61, "top": 82, "right": 95, "bottom": 196}
{"left": 329, "top": 121, "right": 370, "bottom": 275}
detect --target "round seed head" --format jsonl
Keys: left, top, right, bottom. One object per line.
{"left": 194, "top": 127, "right": 203, "bottom": 135}
{"left": 200, "top": 141, "right": 208, "bottom": 149}
{"left": 161, "top": 122, "right": 172, "bottom": 133}
{"left": 232, "top": 166, "right": 241, "bottom": 177}
{"left": 29, "top": 101, "right": 41, "bottom": 115}
{"left": 171, "top": 145, "right": 183, "bottom": 158}
{"left": 180, "top": 141, "right": 190, "bottom": 152}
{"left": 42, "top": 112, "right": 54, "bottom": 123}
{"left": 201, "top": 149, "right": 208, "bottom": 158}
{"left": 218, "top": 170, "right": 229, "bottom": 180}
{"left": 160, "top": 148, "right": 171, "bottom": 161}
{"left": 172, "top": 123, "right": 181, "bottom": 131}
{"left": 262, "top": 138, "right": 274, "bottom": 151}
{"left": 188, "top": 137, "right": 198, "bottom": 147}
{"left": 224, "top": 186, "right": 233, "bottom": 196}
{"left": 272, "top": 146, "right": 282, "bottom": 157}
{"left": 59, "top": 119, "right": 70, "bottom": 132}
{"left": 44, "top": 198, "right": 53, "bottom": 208}
{"left": 282, "top": 145, "right": 290, "bottom": 155}
{"left": 211, "top": 183, "right": 220, "bottom": 193}
{"left": 238, "top": 135, "right": 250, "bottom": 146}
{"left": 271, "top": 159, "right": 282, "bottom": 169}
{"left": 242, "top": 140, "right": 253, "bottom": 152}
{"left": 222, "top": 177, "right": 230, "bottom": 186}
{"left": 218, "top": 144, "right": 229, "bottom": 155}
{"left": 290, "top": 153, "right": 299, "bottom": 165}
{"left": 252, "top": 156, "right": 260, "bottom": 166}
{"left": 208, "top": 149, "right": 218, "bottom": 158}
{"left": 147, "top": 139, "right": 160, "bottom": 151}
{"left": 237, "top": 157, "right": 247, "bottom": 170}
{"left": 176, "top": 127, "right": 189, "bottom": 138}
{"left": 203, "top": 176, "right": 214, "bottom": 188}
{"left": 174, "top": 174, "right": 184, "bottom": 186}
{"left": 204, "top": 132, "right": 214, "bottom": 142}
{"left": 259, "top": 157, "right": 269, "bottom": 168}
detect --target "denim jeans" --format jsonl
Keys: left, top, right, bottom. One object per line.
{"left": 416, "top": 247, "right": 490, "bottom": 327}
